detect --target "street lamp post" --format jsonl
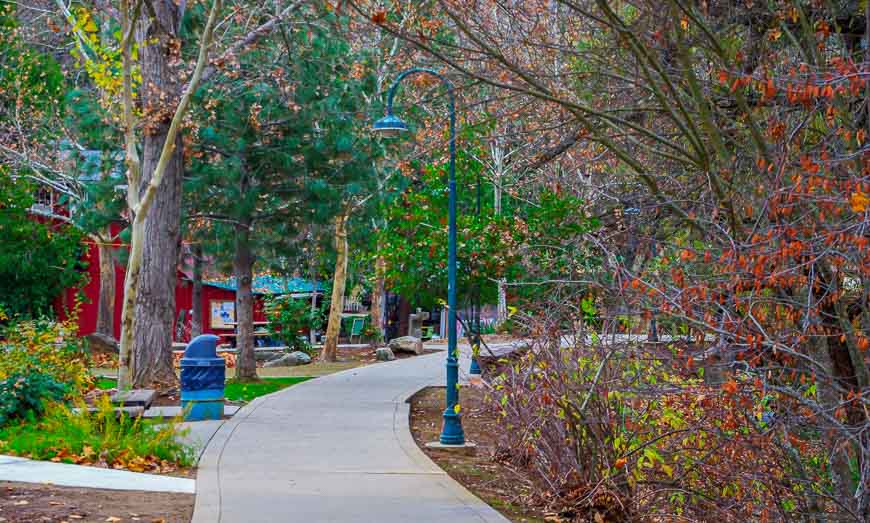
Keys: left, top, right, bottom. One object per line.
{"left": 372, "top": 68, "right": 465, "bottom": 445}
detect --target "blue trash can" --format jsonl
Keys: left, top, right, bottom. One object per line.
{"left": 180, "top": 334, "right": 225, "bottom": 421}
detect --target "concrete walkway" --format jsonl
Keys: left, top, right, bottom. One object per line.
{"left": 193, "top": 350, "right": 510, "bottom": 523}
{"left": 0, "top": 455, "right": 195, "bottom": 493}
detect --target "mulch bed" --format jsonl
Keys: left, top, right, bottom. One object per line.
{"left": 409, "top": 386, "right": 546, "bottom": 523}
{"left": 0, "top": 481, "right": 193, "bottom": 522}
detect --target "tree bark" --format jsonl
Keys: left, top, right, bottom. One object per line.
{"left": 321, "top": 212, "right": 349, "bottom": 362}
{"left": 118, "top": 217, "right": 144, "bottom": 388}
{"left": 191, "top": 243, "right": 203, "bottom": 338}
{"left": 233, "top": 222, "right": 257, "bottom": 380}
{"left": 95, "top": 230, "right": 116, "bottom": 338}
{"left": 116, "top": 0, "right": 220, "bottom": 390}
{"left": 492, "top": 144, "right": 507, "bottom": 324}
{"left": 131, "top": 0, "right": 184, "bottom": 388}
{"left": 309, "top": 259, "right": 318, "bottom": 345}
{"left": 370, "top": 254, "right": 386, "bottom": 343}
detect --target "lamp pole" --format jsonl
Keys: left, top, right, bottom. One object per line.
{"left": 373, "top": 67, "right": 465, "bottom": 445}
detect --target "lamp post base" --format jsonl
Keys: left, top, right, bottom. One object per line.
{"left": 439, "top": 408, "right": 465, "bottom": 445}
{"left": 469, "top": 356, "right": 482, "bottom": 375}
{"left": 426, "top": 440, "right": 477, "bottom": 455}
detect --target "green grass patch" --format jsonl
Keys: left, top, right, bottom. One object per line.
{"left": 224, "top": 377, "right": 312, "bottom": 401}
{"left": 0, "top": 397, "right": 194, "bottom": 470}
{"left": 92, "top": 376, "right": 311, "bottom": 401}
{"left": 95, "top": 377, "right": 117, "bottom": 390}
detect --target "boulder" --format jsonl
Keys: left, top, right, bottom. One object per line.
{"left": 388, "top": 336, "right": 423, "bottom": 355}
{"left": 263, "top": 351, "right": 312, "bottom": 367}
{"left": 255, "top": 349, "right": 285, "bottom": 362}
{"left": 376, "top": 347, "right": 395, "bottom": 361}
{"left": 290, "top": 351, "right": 312, "bottom": 364}
{"left": 86, "top": 332, "right": 118, "bottom": 354}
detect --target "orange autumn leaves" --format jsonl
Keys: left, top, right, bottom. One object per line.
{"left": 851, "top": 191, "right": 869, "bottom": 213}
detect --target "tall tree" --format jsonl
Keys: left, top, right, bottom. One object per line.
{"left": 187, "top": 9, "right": 385, "bottom": 371}
{"left": 55, "top": 0, "right": 310, "bottom": 388}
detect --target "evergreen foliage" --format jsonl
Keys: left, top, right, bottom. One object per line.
{"left": 186, "top": 10, "right": 384, "bottom": 284}
{"left": 0, "top": 174, "right": 85, "bottom": 318}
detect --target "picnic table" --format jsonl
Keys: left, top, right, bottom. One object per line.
{"left": 221, "top": 325, "right": 275, "bottom": 348}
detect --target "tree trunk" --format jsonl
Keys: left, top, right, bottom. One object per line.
{"left": 118, "top": 217, "right": 144, "bottom": 389}
{"left": 95, "top": 230, "right": 116, "bottom": 338}
{"left": 233, "top": 222, "right": 257, "bottom": 381}
{"left": 131, "top": 0, "right": 184, "bottom": 389}
{"left": 309, "top": 261, "right": 318, "bottom": 345}
{"left": 191, "top": 243, "right": 203, "bottom": 338}
{"left": 492, "top": 149, "right": 508, "bottom": 324}
{"left": 370, "top": 254, "right": 386, "bottom": 343}
{"left": 321, "top": 213, "right": 349, "bottom": 362}
{"left": 497, "top": 278, "right": 507, "bottom": 324}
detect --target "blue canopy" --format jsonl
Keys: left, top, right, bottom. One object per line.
{"left": 205, "top": 275, "right": 323, "bottom": 295}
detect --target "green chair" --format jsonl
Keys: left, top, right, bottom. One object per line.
{"left": 349, "top": 317, "right": 365, "bottom": 344}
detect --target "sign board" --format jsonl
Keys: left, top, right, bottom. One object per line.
{"left": 210, "top": 300, "right": 235, "bottom": 329}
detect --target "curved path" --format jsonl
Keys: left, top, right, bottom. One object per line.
{"left": 193, "top": 349, "right": 509, "bottom": 523}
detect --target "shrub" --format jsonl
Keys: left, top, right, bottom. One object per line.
{"left": 0, "top": 372, "right": 67, "bottom": 426}
{"left": 264, "top": 295, "right": 321, "bottom": 353}
{"left": 0, "top": 318, "right": 91, "bottom": 391}
{"left": 0, "top": 174, "right": 85, "bottom": 318}
{"left": 489, "top": 331, "right": 833, "bottom": 521}
{"left": 0, "top": 396, "right": 194, "bottom": 472}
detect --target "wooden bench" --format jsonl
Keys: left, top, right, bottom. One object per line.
{"left": 110, "top": 389, "right": 158, "bottom": 410}
{"left": 73, "top": 406, "right": 146, "bottom": 419}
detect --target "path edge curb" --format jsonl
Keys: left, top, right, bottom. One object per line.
{"left": 191, "top": 391, "right": 269, "bottom": 523}
{"left": 394, "top": 383, "right": 512, "bottom": 523}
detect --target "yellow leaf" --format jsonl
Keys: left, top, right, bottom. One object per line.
{"left": 453, "top": 404, "right": 461, "bottom": 414}
{"left": 662, "top": 463, "right": 674, "bottom": 477}
{"left": 84, "top": 20, "right": 98, "bottom": 33}
{"left": 851, "top": 191, "right": 869, "bottom": 213}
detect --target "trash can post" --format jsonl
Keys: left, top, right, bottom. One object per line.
{"left": 180, "top": 334, "right": 225, "bottom": 421}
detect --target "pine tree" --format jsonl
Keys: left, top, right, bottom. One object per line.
{"left": 186, "top": 12, "right": 383, "bottom": 375}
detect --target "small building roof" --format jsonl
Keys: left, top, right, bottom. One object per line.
{"left": 204, "top": 275, "right": 323, "bottom": 295}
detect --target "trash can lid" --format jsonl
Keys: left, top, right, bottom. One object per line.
{"left": 183, "top": 334, "right": 220, "bottom": 359}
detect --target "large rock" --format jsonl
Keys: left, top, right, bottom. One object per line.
{"left": 376, "top": 347, "right": 395, "bottom": 361}
{"left": 263, "top": 351, "right": 312, "bottom": 367}
{"left": 86, "top": 332, "right": 118, "bottom": 354}
{"left": 255, "top": 349, "right": 285, "bottom": 362}
{"left": 388, "top": 336, "right": 423, "bottom": 355}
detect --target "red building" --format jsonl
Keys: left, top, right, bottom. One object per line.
{"left": 54, "top": 222, "right": 320, "bottom": 344}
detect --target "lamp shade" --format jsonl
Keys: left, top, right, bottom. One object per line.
{"left": 371, "top": 113, "right": 409, "bottom": 136}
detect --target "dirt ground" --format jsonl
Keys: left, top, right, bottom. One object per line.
{"left": 0, "top": 482, "right": 193, "bottom": 523}
{"left": 409, "top": 386, "right": 546, "bottom": 523}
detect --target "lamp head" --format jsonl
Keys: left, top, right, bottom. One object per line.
{"left": 371, "top": 113, "right": 409, "bottom": 137}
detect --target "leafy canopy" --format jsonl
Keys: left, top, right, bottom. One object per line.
{"left": 0, "top": 173, "right": 85, "bottom": 318}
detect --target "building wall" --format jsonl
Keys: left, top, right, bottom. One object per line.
{"left": 55, "top": 224, "right": 126, "bottom": 339}
{"left": 173, "top": 281, "right": 267, "bottom": 342}
{"left": 55, "top": 222, "right": 269, "bottom": 343}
